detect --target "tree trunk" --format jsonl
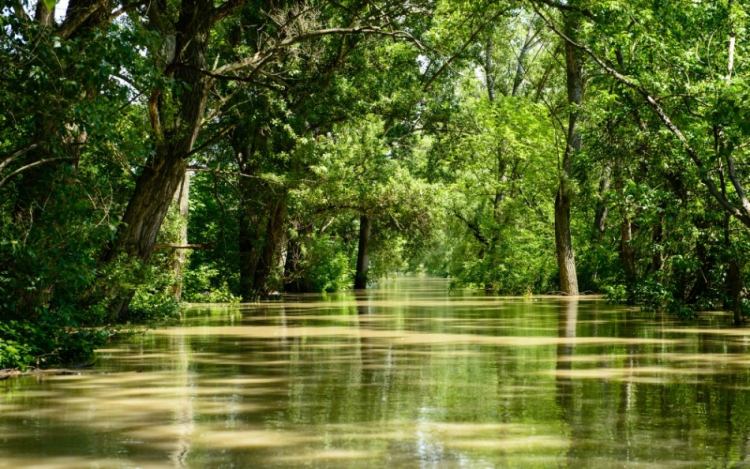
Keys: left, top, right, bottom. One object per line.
{"left": 650, "top": 207, "right": 665, "bottom": 273}
{"left": 238, "top": 207, "right": 262, "bottom": 301}
{"left": 283, "top": 234, "right": 304, "bottom": 293}
{"left": 728, "top": 256, "right": 743, "bottom": 325}
{"left": 354, "top": 215, "right": 372, "bottom": 290}
{"left": 614, "top": 159, "right": 636, "bottom": 292}
{"left": 35, "top": 0, "right": 55, "bottom": 26}
{"left": 686, "top": 232, "right": 714, "bottom": 305}
{"left": 555, "top": 10, "right": 583, "bottom": 296}
{"left": 252, "top": 196, "right": 288, "bottom": 298}
{"left": 592, "top": 167, "right": 610, "bottom": 242}
{"left": 511, "top": 20, "right": 536, "bottom": 97}
{"left": 170, "top": 172, "right": 190, "bottom": 300}
{"left": 102, "top": 0, "right": 213, "bottom": 321}
{"left": 724, "top": 211, "right": 744, "bottom": 325}
{"left": 484, "top": 36, "right": 496, "bottom": 102}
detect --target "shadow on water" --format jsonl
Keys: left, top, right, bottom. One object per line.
{"left": 6, "top": 277, "right": 750, "bottom": 468}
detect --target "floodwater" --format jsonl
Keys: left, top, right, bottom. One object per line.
{"left": 3, "top": 277, "right": 750, "bottom": 468}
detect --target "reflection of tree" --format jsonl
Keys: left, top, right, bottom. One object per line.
{"left": 555, "top": 298, "right": 578, "bottom": 413}
{"left": 354, "top": 301, "right": 395, "bottom": 419}
{"left": 615, "top": 308, "right": 638, "bottom": 464}
{"left": 170, "top": 327, "right": 194, "bottom": 468}
{"left": 355, "top": 304, "right": 376, "bottom": 387}
{"left": 555, "top": 298, "right": 578, "bottom": 467}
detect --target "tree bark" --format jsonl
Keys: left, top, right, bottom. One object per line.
{"left": 354, "top": 215, "right": 372, "bottom": 290}
{"left": 591, "top": 167, "right": 610, "bottom": 242}
{"left": 283, "top": 234, "right": 304, "bottom": 293}
{"left": 555, "top": 9, "right": 582, "bottom": 295}
{"left": 650, "top": 205, "right": 665, "bottom": 273}
{"left": 170, "top": 172, "right": 190, "bottom": 300}
{"left": 725, "top": 205, "right": 743, "bottom": 325}
{"left": 238, "top": 207, "right": 262, "bottom": 301}
{"left": 614, "top": 158, "right": 636, "bottom": 292}
{"left": 252, "top": 195, "right": 288, "bottom": 298}
{"left": 35, "top": 0, "right": 55, "bottom": 26}
{"left": 484, "top": 36, "right": 496, "bottom": 102}
{"left": 102, "top": 0, "right": 213, "bottom": 321}
{"left": 511, "top": 20, "right": 537, "bottom": 97}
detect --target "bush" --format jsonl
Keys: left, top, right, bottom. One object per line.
{"left": 0, "top": 320, "right": 109, "bottom": 370}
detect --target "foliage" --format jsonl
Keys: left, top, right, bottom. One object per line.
{"left": 2, "top": 0, "right": 750, "bottom": 375}
{"left": 0, "top": 319, "right": 109, "bottom": 370}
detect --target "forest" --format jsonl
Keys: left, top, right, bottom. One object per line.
{"left": 1, "top": 0, "right": 749, "bottom": 369}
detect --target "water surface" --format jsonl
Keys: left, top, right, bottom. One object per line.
{"left": 3, "top": 277, "right": 750, "bottom": 468}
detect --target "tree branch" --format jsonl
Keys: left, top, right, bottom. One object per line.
{"left": 530, "top": 0, "right": 750, "bottom": 228}
{"left": 153, "top": 243, "right": 213, "bottom": 251}
{"left": 532, "top": 0, "right": 595, "bottom": 20}
{"left": 0, "top": 157, "right": 74, "bottom": 190}
{"left": 214, "top": 25, "right": 424, "bottom": 77}
{"left": 188, "top": 166, "right": 284, "bottom": 185}
{"left": 56, "top": 0, "right": 109, "bottom": 39}
{"left": 453, "top": 211, "right": 490, "bottom": 247}
{"left": 109, "top": 0, "right": 148, "bottom": 20}
{"left": 184, "top": 124, "right": 236, "bottom": 158}
{"left": 423, "top": 7, "right": 511, "bottom": 92}
{"left": 212, "top": 0, "right": 247, "bottom": 23}
{"left": 0, "top": 142, "right": 40, "bottom": 173}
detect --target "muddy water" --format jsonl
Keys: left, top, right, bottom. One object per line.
{"left": 3, "top": 277, "right": 750, "bottom": 468}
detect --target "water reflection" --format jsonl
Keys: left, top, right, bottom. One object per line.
{"left": 4, "top": 277, "right": 750, "bottom": 468}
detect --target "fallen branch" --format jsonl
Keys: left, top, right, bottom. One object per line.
{"left": 153, "top": 243, "right": 214, "bottom": 251}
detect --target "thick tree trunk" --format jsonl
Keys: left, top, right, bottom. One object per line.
{"left": 555, "top": 10, "right": 583, "bottom": 295}
{"left": 723, "top": 211, "right": 744, "bottom": 324}
{"left": 102, "top": 0, "right": 213, "bottom": 321}
{"left": 354, "top": 215, "right": 372, "bottom": 290}
{"left": 555, "top": 188, "right": 578, "bottom": 295}
{"left": 238, "top": 207, "right": 262, "bottom": 301}
{"left": 107, "top": 152, "right": 189, "bottom": 261}
{"left": 252, "top": 196, "right": 288, "bottom": 298}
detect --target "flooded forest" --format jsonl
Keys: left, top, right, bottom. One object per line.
{"left": 2, "top": 0, "right": 750, "bottom": 467}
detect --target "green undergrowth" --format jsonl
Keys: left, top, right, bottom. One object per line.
{"left": 0, "top": 320, "right": 110, "bottom": 370}
{"left": 0, "top": 296, "right": 183, "bottom": 372}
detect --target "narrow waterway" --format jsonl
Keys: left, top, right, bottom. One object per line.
{"left": 3, "top": 276, "right": 750, "bottom": 468}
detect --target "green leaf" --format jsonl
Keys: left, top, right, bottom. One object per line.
{"left": 43, "top": 0, "right": 57, "bottom": 11}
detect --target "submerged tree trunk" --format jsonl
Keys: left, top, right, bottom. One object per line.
{"left": 354, "top": 215, "right": 372, "bottom": 290}
{"left": 555, "top": 9, "right": 583, "bottom": 296}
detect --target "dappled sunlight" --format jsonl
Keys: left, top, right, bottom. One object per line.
{"left": 0, "top": 457, "right": 176, "bottom": 469}
{"left": 4, "top": 279, "right": 750, "bottom": 468}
